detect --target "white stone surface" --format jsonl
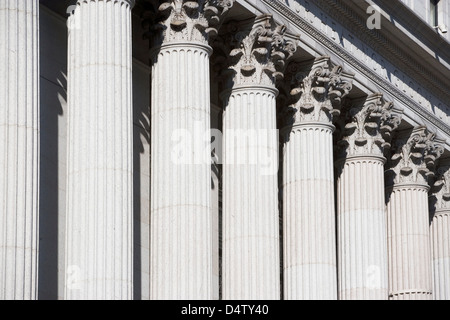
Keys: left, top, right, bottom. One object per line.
{"left": 335, "top": 94, "right": 400, "bottom": 300}
{"left": 283, "top": 123, "right": 336, "bottom": 300}
{"left": 429, "top": 164, "right": 450, "bottom": 300}
{"left": 337, "top": 157, "right": 388, "bottom": 299}
{"left": 222, "top": 87, "right": 280, "bottom": 300}
{"left": 431, "top": 210, "right": 450, "bottom": 300}
{"left": 2, "top": 0, "right": 449, "bottom": 301}
{"left": 385, "top": 126, "right": 444, "bottom": 300}
{"left": 281, "top": 57, "right": 352, "bottom": 300}
{"left": 147, "top": 0, "right": 235, "bottom": 300}
{"left": 219, "top": 15, "right": 298, "bottom": 300}
{"left": 64, "top": 0, "right": 134, "bottom": 300}
{"left": 387, "top": 185, "right": 433, "bottom": 300}
{"left": 0, "top": 0, "right": 40, "bottom": 300}
{"left": 150, "top": 43, "right": 213, "bottom": 300}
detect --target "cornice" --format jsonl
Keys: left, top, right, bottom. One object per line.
{"left": 261, "top": 0, "right": 450, "bottom": 137}
{"left": 313, "top": 0, "right": 449, "bottom": 102}
{"left": 371, "top": 0, "right": 450, "bottom": 50}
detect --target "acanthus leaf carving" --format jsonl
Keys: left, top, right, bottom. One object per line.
{"left": 279, "top": 57, "right": 353, "bottom": 126}
{"left": 142, "top": 0, "right": 235, "bottom": 47}
{"left": 430, "top": 163, "right": 450, "bottom": 212}
{"left": 218, "top": 15, "right": 300, "bottom": 89}
{"left": 335, "top": 93, "right": 402, "bottom": 159}
{"left": 386, "top": 126, "right": 444, "bottom": 186}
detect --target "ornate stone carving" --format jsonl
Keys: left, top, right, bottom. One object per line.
{"left": 336, "top": 93, "right": 402, "bottom": 159}
{"left": 261, "top": 0, "right": 450, "bottom": 137}
{"left": 279, "top": 57, "right": 353, "bottom": 126}
{"left": 217, "top": 15, "right": 299, "bottom": 89}
{"left": 143, "top": 0, "right": 234, "bottom": 47}
{"left": 430, "top": 164, "right": 450, "bottom": 212}
{"left": 386, "top": 126, "right": 444, "bottom": 186}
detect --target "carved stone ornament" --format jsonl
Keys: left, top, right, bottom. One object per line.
{"left": 279, "top": 56, "right": 353, "bottom": 126}
{"left": 142, "top": 0, "right": 235, "bottom": 47}
{"left": 430, "top": 164, "right": 450, "bottom": 212}
{"left": 217, "top": 14, "right": 299, "bottom": 89}
{"left": 386, "top": 126, "right": 444, "bottom": 186}
{"left": 336, "top": 93, "right": 402, "bottom": 159}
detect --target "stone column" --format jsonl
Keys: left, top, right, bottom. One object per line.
{"left": 385, "top": 126, "right": 444, "bottom": 300}
{"left": 335, "top": 94, "right": 401, "bottom": 300}
{"left": 219, "top": 16, "right": 298, "bottom": 300}
{"left": 429, "top": 161, "right": 450, "bottom": 300}
{"left": 146, "top": 0, "right": 233, "bottom": 300}
{"left": 0, "top": 0, "right": 39, "bottom": 300}
{"left": 64, "top": 0, "right": 135, "bottom": 300}
{"left": 280, "top": 57, "right": 353, "bottom": 300}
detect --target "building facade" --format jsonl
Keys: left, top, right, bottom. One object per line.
{"left": 0, "top": 0, "right": 449, "bottom": 300}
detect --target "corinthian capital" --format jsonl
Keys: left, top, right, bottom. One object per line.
{"left": 336, "top": 93, "right": 402, "bottom": 159}
{"left": 430, "top": 162, "right": 450, "bottom": 212}
{"left": 143, "top": 0, "right": 235, "bottom": 47}
{"left": 217, "top": 15, "right": 299, "bottom": 89}
{"left": 281, "top": 57, "right": 353, "bottom": 125}
{"left": 386, "top": 126, "right": 444, "bottom": 187}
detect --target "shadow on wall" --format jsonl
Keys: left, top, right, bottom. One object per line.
{"left": 38, "top": 69, "right": 66, "bottom": 300}
{"left": 133, "top": 70, "right": 151, "bottom": 300}
{"left": 37, "top": 3, "right": 152, "bottom": 300}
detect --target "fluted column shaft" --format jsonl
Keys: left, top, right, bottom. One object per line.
{"left": 283, "top": 123, "right": 337, "bottom": 300}
{"left": 431, "top": 209, "right": 450, "bottom": 299}
{"left": 429, "top": 164, "right": 450, "bottom": 300}
{"left": 334, "top": 94, "right": 399, "bottom": 300}
{"left": 65, "top": 0, "right": 134, "bottom": 300}
{"left": 150, "top": 43, "right": 212, "bottom": 300}
{"left": 222, "top": 86, "right": 280, "bottom": 300}
{"left": 336, "top": 156, "right": 388, "bottom": 299}
{"left": 0, "top": 0, "right": 39, "bottom": 300}
{"left": 281, "top": 56, "right": 352, "bottom": 300}
{"left": 387, "top": 184, "right": 432, "bottom": 300}
{"left": 385, "top": 126, "right": 443, "bottom": 300}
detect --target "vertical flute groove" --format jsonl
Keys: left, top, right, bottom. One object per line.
{"left": 337, "top": 157, "right": 388, "bottom": 300}
{"left": 65, "top": 0, "right": 134, "bottom": 300}
{"left": 431, "top": 210, "right": 450, "bottom": 299}
{"left": 387, "top": 186, "right": 432, "bottom": 300}
{"left": 283, "top": 124, "right": 337, "bottom": 300}
{"left": 222, "top": 89, "right": 280, "bottom": 300}
{"left": 150, "top": 44, "right": 213, "bottom": 300}
{"left": 0, "top": 0, "right": 39, "bottom": 300}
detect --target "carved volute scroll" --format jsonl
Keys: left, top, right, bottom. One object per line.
{"left": 142, "top": 0, "right": 235, "bottom": 47}
{"left": 386, "top": 126, "right": 444, "bottom": 187}
{"left": 278, "top": 56, "right": 354, "bottom": 127}
{"left": 336, "top": 93, "right": 402, "bottom": 159}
